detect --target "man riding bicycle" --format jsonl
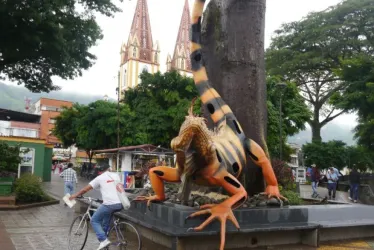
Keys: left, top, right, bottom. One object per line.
{"left": 69, "top": 163, "right": 122, "bottom": 250}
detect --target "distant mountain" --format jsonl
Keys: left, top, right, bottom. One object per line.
{"left": 288, "top": 123, "right": 356, "bottom": 146}
{"left": 0, "top": 82, "right": 113, "bottom": 112}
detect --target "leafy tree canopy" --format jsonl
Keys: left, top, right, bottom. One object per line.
{"left": 53, "top": 100, "right": 134, "bottom": 162}
{"left": 303, "top": 140, "right": 374, "bottom": 171}
{"left": 0, "top": 142, "right": 21, "bottom": 173}
{"left": 0, "top": 0, "right": 121, "bottom": 92}
{"left": 266, "top": 0, "right": 374, "bottom": 142}
{"left": 266, "top": 76, "right": 311, "bottom": 160}
{"left": 123, "top": 70, "right": 201, "bottom": 147}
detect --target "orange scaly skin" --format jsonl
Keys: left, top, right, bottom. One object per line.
{"left": 135, "top": 1, "right": 286, "bottom": 249}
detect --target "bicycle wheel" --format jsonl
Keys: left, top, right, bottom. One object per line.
{"left": 107, "top": 221, "right": 142, "bottom": 250}
{"left": 68, "top": 215, "right": 89, "bottom": 250}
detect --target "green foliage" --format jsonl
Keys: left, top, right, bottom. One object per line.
{"left": 0, "top": 142, "right": 21, "bottom": 173}
{"left": 303, "top": 140, "right": 374, "bottom": 171}
{"left": 332, "top": 54, "right": 374, "bottom": 150}
{"left": 0, "top": 0, "right": 121, "bottom": 92}
{"left": 54, "top": 100, "right": 134, "bottom": 158}
{"left": 124, "top": 70, "right": 201, "bottom": 147}
{"left": 302, "top": 140, "right": 347, "bottom": 170}
{"left": 15, "top": 173, "right": 47, "bottom": 203}
{"left": 266, "top": 0, "right": 374, "bottom": 142}
{"left": 281, "top": 190, "right": 301, "bottom": 205}
{"left": 266, "top": 76, "right": 311, "bottom": 160}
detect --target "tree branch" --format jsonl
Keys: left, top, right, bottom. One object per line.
{"left": 320, "top": 110, "right": 346, "bottom": 127}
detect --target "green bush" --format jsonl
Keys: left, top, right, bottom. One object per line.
{"left": 15, "top": 173, "right": 48, "bottom": 203}
{"left": 281, "top": 190, "right": 301, "bottom": 205}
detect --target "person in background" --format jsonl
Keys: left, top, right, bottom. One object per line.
{"left": 310, "top": 164, "right": 321, "bottom": 198}
{"left": 349, "top": 167, "right": 361, "bottom": 203}
{"left": 327, "top": 167, "right": 339, "bottom": 199}
{"left": 60, "top": 163, "right": 78, "bottom": 200}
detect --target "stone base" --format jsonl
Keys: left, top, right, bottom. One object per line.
{"left": 77, "top": 197, "right": 374, "bottom": 250}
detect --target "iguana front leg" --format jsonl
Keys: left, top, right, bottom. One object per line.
{"left": 246, "top": 139, "right": 287, "bottom": 200}
{"left": 134, "top": 166, "right": 180, "bottom": 208}
{"left": 186, "top": 168, "right": 247, "bottom": 250}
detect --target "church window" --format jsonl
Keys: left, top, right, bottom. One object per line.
{"left": 133, "top": 47, "right": 137, "bottom": 58}
{"left": 181, "top": 59, "right": 185, "bottom": 70}
{"left": 142, "top": 65, "right": 149, "bottom": 73}
{"left": 154, "top": 52, "right": 158, "bottom": 63}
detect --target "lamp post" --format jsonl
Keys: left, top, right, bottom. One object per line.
{"left": 115, "top": 71, "right": 120, "bottom": 173}
{"left": 276, "top": 82, "right": 287, "bottom": 161}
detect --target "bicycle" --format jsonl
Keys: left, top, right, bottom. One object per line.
{"left": 68, "top": 196, "right": 142, "bottom": 250}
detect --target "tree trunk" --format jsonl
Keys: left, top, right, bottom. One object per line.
{"left": 310, "top": 107, "right": 322, "bottom": 143}
{"left": 201, "top": 0, "right": 267, "bottom": 196}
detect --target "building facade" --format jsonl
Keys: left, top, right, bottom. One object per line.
{"left": 31, "top": 98, "right": 73, "bottom": 146}
{"left": 119, "top": 0, "right": 160, "bottom": 99}
{"left": 0, "top": 108, "right": 53, "bottom": 181}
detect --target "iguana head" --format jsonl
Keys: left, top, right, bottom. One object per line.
{"left": 178, "top": 98, "right": 209, "bottom": 134}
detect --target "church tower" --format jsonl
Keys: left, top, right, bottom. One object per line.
{"left": 167, "top": 0, "right": 192, "bottom": 77}
{"left": 119, "top": 0, "right": 160, "bottom": 99}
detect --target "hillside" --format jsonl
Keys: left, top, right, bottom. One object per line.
{"left": 0, "top": 82, "right": 110, "bottom": 111}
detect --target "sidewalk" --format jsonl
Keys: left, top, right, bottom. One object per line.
{"left": 43, "top": 173, "right": 102, "bottom": 200}
{"left": 299, "top": 183, "right": 352, "bottom": 203}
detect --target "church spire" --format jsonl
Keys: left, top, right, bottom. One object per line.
{"left": 121, "top": 0, "right": 158, "bottom": 65}
{"left": 169, "top": 0, "right": 192, "bottom": 75}
{"left": 119, "top": 0, "right": 160, "bottom": 98}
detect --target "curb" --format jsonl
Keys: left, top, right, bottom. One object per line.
{"left": 0, "top": 198, "right": 59, "bottom": 210}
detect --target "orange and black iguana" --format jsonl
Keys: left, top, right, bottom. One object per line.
{"left": 135, "top": 0, "right": 286, "bottom": 249}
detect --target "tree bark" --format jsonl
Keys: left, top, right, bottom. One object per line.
{"left": 309, "top": 105, "right": 322, "bottom": 143}
{"left": 201, "top": 0, "right": 267, "bottom": 195}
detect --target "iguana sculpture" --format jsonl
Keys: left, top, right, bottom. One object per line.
{"left": 135, "top": 0, "right": 286, "bottom": 249}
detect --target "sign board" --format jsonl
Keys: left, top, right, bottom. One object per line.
{"left": 296, "top": 167, "right": 306, "bottom": 183}
{"left": 18, "top": 147, "right": 35, "bottom": 178}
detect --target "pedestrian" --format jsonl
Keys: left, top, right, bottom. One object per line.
{"left": 310, "top": 164, "right": 320, "bottom": 198}
{"left": 327, "top": 167, "right": 339, "bottom": 199}
{"left": 69, "top": 163, "right": 123, "bottom": 250}
{"left": 60, "top": 163, "right": 78, "bottom": 200}
{"left": 349, "top": 167, "right": 361, "bottom": 203}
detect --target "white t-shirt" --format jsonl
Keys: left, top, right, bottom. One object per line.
{"left": 89, "top": 171, "right": 121, "bottom": 205}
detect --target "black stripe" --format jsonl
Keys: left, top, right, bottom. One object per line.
{"left": 195, "top": 80, "right": 210, "bottom": 94}
{"left": 190, "top": 50, "right": 203, "bottom": 71}
{"left": 229, "top": 140, "right": 246, "bottom": 172}
{"left": 190, "top": 19, "right": 201, "bottom": 44}
{"left": 217, "top": 142, "right": 236, "bottom": 174}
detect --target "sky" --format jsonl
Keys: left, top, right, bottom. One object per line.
{"left": 4, "top": 0, "right": 357, "bottom": 127}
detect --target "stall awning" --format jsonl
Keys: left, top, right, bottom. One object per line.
{"left": 93, "top": 144, "right": 174, "bottom": 155}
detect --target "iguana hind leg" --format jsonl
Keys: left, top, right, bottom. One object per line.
{"left": 245, "top": 139, "right": 287, "bottom": 201}
{"left": 135, "top": 166, "right": 180, "bottom": 208}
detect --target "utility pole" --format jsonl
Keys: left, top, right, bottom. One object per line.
{"left": 276, "top": 82, "right": 287, "bottom": 161}
{"left": 116, "top": 71, "right": 120, "bottom": 173}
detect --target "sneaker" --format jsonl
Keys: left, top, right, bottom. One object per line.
{"left": 97, "top": 239, "right": 111, "bottom": 250}
{"left": 348, "top": 197, "right": 352, "bottom": 201}
{"left": 354, "top": 200, "right": 357, "bottom": 203}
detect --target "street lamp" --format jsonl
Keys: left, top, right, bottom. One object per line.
{"left": 115, "top": 71, "right": 120, "bottom": 173}
{"left": 276, "top": 82, "right": 287, "bottom": 161}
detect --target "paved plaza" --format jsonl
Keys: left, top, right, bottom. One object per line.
{"left": 0, "top": 174, "right": 373, "bottom": 249}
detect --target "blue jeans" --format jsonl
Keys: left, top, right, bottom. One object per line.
{"left": 64, "top": 181, "right": 75, "bottom": 195}
{"left": 350, "top": 183, "right": 359, "bottom": 200}
{"left": 328, "top": 182, "right": 337, "bottom": 198}
{"left": 91, "top": 203, "right": 123, "bottom": 242}
{"left": 312, "top": 181, "right": 318, "bottom": 195}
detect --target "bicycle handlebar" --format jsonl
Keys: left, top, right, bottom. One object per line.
{"left": 77, "top": 195, "right": 103, "bottom": 203}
